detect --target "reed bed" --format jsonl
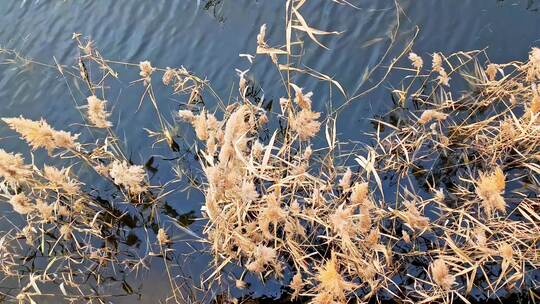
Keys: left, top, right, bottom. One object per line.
{"left": 0, "top": 34, "right": 203, "bottom": 303}
{"left": 0, "top": 1, "right": 538, "bottom": 303}
{"left": 182, "top": 49, "right": 540, "bottom": 303}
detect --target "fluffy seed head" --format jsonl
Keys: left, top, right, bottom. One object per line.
{"left": 178, "top": 110, "right": 195, "bottom": 123}
{"left": 162, "top": 67, "right": 175, "bottom": 85}
{"left": 430, "top": 259, "right": 454, "bottom": 290}
{"left": 0, "top": 149, "right": 32, "bottom": 185}
{"left": 257, "top": 24, "right": 267, "bottom": 46}
{"left": 409, "top": 52, "right": 424, "bottom": 70}
{"left": 2, "top": 116, "right": 79, "bottom": 152}
{"left": 329, "top": 205, "right": 355, "bottom": 237}
{"left": 437, "top": 68, "right": 451, "bottom": 86}
{"left": 290, "top": 272, "right": 304, "bottom": 300}
{"left": 60, "top": 224, "right": 72, "bottom": 240}
{"left": 139, "top": 61, "right": 155, "bottom": 78}
{"left": 338, "top": 167, "right": 352, "bottom": 191}
{"left": 157, "top": 228, "right": 169, "bottom": 244}
{"left": 35, "top": 199, "right": 54, "bottom": 222}
{"left": 290, "top": 83, "right": 313, "bottom": 110}
{"left": 109, "top": 160, "right": 147, "bottom": 195}
{"left": 350, "top": 182, "right": 369, "bottom": 204}
{"left": 87, "top": 95, "right": 112, "bottom": 128}
{"left": 486, "top": 63, "right": 499, "bottom": 81}
{"left": 403, "top": 201, "right": 430, "bottom": 230}
{"left": 432, "top": 52, "right": 443, "bottom": 72}
{"left": 43, "top": 166, "right": 81, "bottom": 195}
{"left": 290, "top": 109, "right": 321, "bottom": 141}
{"left": 240, "top": 179, "right": 259, "bottom": 203}
{"left": 476, "top": 166, "right": 506, "bottom": 216}
{"left": 139, "top": 60, "right": 155, "bottom": 84}
{"left": 9, "top": 193, "right": 34, "bottom": 214}
{"left": 498, "top": 242, "right": 513, "bottom": 261}
{"left": 418, "top": 110, "right": 448, "bottom": 125}
{"left": 315, "top": 252, "right": 355, "bottom": 301}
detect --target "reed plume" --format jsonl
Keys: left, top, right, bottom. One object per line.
{"left": 8, "top": 193, "right": 34, "bottom": 214}
{"left": 476, "top": 166, "right": 506, "bottom": 216}
{"left": 430, "top": 259, "right": 454, "bottom": 290}
{"left": 2, "top": 116, "right": 79, "bottom": 153}
{"left": 0, "top": 149, "right": 32, "bottom": 185}
{"left": 139, "top": 60, "right": 155, "bottom": 85}
{"left": 109, "top": 160, "right": 147, "bottom": 195}
{"left": 86, "top": 95, "right": 112, "bottom": 128}
{"left": 313, "top": 253, "right": 355, "bottom": 303}
{"left": 408, "top": 52, "right": 423, "bottom": 70}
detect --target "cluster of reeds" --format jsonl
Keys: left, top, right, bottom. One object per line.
{"left": 0, "top": 35, "right": 189, "bottom": 303}
{"left": 364, "top": 48, "right": 540, "bottom": 302}
{"left": 178, "top": 7, "right": 540, "bottom": 304}
{"left": 0, "top": 1, "right": 538, "bottom": 303}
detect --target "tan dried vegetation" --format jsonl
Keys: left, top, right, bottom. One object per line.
{"left": 0, "top": 1, "right": 538, "bottom": 303}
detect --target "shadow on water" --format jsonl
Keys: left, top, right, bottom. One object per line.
{"left": 202, "top": 0, "right": 227, "bottom": 23}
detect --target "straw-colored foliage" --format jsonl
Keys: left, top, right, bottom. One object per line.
{"left": 0, "top": 1, "right": 538, "bottom": 303}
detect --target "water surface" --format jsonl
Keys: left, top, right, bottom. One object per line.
{"left": 0, "top": 0, "right": 539, "bottom": 302}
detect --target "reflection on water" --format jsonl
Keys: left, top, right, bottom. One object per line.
{"left": 0, "top": 0, "right": 539, "bottom": 303}
{"left": 203, "top": 0, "right": 227, "bottom": 23}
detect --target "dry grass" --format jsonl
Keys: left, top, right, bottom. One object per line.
{"left": 0, "top": 1, "right": 538, "bottom": 303}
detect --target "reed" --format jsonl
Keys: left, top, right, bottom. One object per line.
{"left": 0, "top": 1, "right": 538, "bottom": 303}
